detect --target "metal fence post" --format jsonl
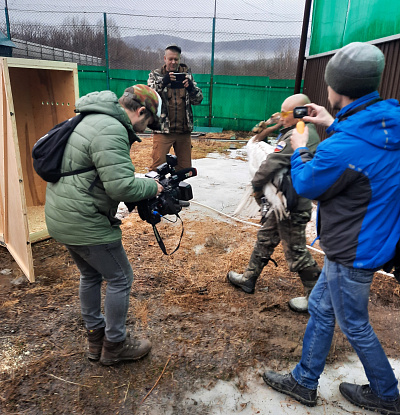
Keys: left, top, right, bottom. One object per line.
{"left": 103, "top": 12, "right": 110, "bottom": 90}
{"left": 294, "top": 0, "right": 313, "bottom": 94}
{"left": 208, "top": 0, "right": 217, "bottom": 127}
{"left": 5, "top": 0, "right": 11, "bottom": 39}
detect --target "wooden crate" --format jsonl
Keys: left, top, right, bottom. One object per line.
{"left": 0, "top": 58, "right": 79, "bottom": 282}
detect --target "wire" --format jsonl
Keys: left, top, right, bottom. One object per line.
{"left": 190, "top": 200, "right": 394, "bottom": 278}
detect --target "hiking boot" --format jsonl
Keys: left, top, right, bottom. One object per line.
{"left": 87, "top": 327, "right": 105, "bottom": 361}
{"left": 100, "top": 332, "right": 152, "bottom": 366}
{"left": 227, "top": 271, "right": 257, "bottom": 294}
{"left": 262, "top": 371, "right": 317, "bottom": 407}
{"left": 288, "top": 296, "right": 309, "bottom": 312}
{"left": 339, "top": 383, "right": 400, "bottom": 415}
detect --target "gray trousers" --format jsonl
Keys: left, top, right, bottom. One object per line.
{"left": 66, "top": 240, "right": 134, "bottom": 342}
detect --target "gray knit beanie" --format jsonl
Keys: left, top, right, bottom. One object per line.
{"left": 324, "top": 42, "right": 385, "bottom": 98}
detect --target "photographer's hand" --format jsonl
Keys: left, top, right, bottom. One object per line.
{"left": 184, "top": 76, "right": 196, "bottom": 92}
{"left": 290, "top": 126, "right": 309, "bottom": 151}
{"left": 156, "top": 181, "right": 163, "bottom": 196}
{"left": 162, "top": 73, "right": 171, "bottom": 87}
{"left": 303, "top": 103, "right": 334, "bottom": 128}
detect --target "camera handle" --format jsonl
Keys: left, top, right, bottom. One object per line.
{"left": 152, "top": 213, "right": 184, "bottom": 255}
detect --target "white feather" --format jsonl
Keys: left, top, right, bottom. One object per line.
{"left": 233, "top": 136, "right": 289, "bottom": 221}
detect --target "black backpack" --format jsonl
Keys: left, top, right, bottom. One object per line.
{"left": 32, "top": 113, "right": 95, "bottom": 182}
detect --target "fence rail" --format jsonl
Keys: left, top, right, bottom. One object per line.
{"left": 11, "top": 38, "right": 103, "bottom": 66}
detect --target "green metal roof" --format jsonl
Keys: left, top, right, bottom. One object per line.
{"left": 0, "top": 30, "right": 16, "bottom": 48}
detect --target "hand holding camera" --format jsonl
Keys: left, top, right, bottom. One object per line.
{"left": 297, "top": 103, "right": 335, "bottom": 128}
{"left": 169, "top": 72, "right": 188, "bottom": 89}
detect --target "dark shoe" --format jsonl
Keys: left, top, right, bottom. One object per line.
{"left": 262, "top": 371, "right": 317, "bottom": 407}
{"left": 340, "top": 383, "right": 400, "bottom": 415}
{"left": 100, "top": 332, "right": 152, "bottom": 366}
{"left": 227, "top": 271, "right": 257, "bottom": 294}
{"left": 87, "top": 327, "right": 105, "bottom": 361}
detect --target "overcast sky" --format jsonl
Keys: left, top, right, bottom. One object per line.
{"left": 5, "top": 0, "right": 309, "bottom": 41}
{"left": 7, "top": 0, "right": 306, "bottom": 18}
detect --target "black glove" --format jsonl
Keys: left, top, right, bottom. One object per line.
{"left": 186, "top": 78, "right": 195, "bottom": 92}
{"left": 162, "top": 73, "right": 171, "bottom": 88}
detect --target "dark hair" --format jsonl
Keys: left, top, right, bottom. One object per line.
{"left": 165, "top": 45, "right": 181, "bottom": 54}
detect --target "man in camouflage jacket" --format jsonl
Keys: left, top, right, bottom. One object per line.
{"left": 147, "top": 44, "right": 203, "bottom": 171}
{"left": 227, "top": 94, "right": 321, "bottom": 312}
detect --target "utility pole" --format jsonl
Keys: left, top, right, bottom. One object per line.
{"left": 294, "top": 0, "right": 313, "bottom": 94}
{"left": 5, "top": 0, "right": 11, "bottom": 39}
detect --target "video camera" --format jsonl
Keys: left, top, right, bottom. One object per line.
{"left": 137, "top": 154, "right": 197, "bottom": 225}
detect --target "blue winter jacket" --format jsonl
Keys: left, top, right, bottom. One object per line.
{"left": 291, "top": 92, "right": 400, "bottom": 269}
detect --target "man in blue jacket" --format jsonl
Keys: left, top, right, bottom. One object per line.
{"left": 262, "top": 42, "right": 400, "bottom": 414}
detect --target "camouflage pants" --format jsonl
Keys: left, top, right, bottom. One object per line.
{"left": 246, "top": 209, "right": 318, "bottom": 278}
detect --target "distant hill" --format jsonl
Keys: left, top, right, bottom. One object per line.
{"left": 123, "top": 34, "right": 300, "bottom": 60}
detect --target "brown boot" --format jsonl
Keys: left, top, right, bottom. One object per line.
{"left": 100, "top": 332, "right": 152, "bottom": 366}
{"left": 87, "top": 327, "right": 105, "bottom": 361}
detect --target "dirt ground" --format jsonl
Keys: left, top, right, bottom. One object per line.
{"left": 1, "top": 136, "right": 400, "bottom": 415}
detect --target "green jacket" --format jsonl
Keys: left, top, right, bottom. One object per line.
{"left": 45, "top": 90, "right": 158, "bottom": 246}
{"left": 252, "top": 123, "right": 320, "bottom": 212}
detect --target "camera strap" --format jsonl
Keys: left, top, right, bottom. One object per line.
{"left": 152, "top": 214, "right": 184, "bottom": 255}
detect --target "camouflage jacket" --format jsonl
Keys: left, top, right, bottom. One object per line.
{"left": 147, "top": 63, "right": 203, "bottom": 133}
{"left": 252, "top": 123, "right": 320, "bottom": 212}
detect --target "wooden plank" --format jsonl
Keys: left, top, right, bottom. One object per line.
{"left": 0, "top": 58, "right": 34, "bottom": 282}
{"left": 29, "top": 229, "right": 50, "bottom": 244}
{"left": 9, "top": 66, "right": 77, "bottom": 206}
{"left": 5, "top": 57, "right": 77, "bottom": 72}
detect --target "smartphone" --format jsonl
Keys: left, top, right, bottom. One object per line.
{"left": 293, "top": 106, "right": 308, "bottom": 118}
{"left": 170, "top": 73, "right": 186, "bottom": 89}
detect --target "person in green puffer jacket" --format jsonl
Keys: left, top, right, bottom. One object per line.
{"left": 45, "top": 85, "right": 163, "bottom": 366}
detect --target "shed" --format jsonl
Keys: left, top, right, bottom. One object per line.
{"left": 0, "top": 30, "right": 16, "bottom": 57}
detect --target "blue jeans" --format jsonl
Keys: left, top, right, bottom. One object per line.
{"left": 66, "top": 240, "right": 134, "bottom": 342}
{"left": 292, "top": 257, "right": 399, "bottom": 401}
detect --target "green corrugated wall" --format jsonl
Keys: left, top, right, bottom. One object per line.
{"left": 78, "top": 66, "right": 297, "bottom": 132}
{"left": 310, "top": 0, "right": 400, "bottom": 55}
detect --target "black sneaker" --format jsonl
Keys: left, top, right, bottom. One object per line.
{"left": 340, "top": 383, "right": 400, "bottom": 415}
{"left": 262, "top": 371, "right": 317, "bottom": 407}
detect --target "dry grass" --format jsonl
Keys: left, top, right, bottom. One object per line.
{"left": 131, "top": 133, "right": 247, "bottom": 173}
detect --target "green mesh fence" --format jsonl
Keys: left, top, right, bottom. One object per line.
{"left": 78, "top": 66, "right": 296, "bottom": 132}
{"left": 310, "top": 0, "right": 400, "bottom": 55}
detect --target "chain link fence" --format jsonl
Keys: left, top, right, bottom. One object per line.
{"left": 2, "top": 1, "right": 304, "bottom": 78}
{"left": 0, "top": 1, "right": 307, "bottom": 131}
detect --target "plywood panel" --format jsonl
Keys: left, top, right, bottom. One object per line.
{"left": 0, "top": 59, "right": 34, "bottom": 281}
{"left": 10, "top": 67, "right": 77, "bottom": 207}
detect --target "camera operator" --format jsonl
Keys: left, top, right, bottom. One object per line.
{"left": 227, "top": 94, "right": 321, "bottom": 313}
{"left": 263, "top": 42, "right": 400, "bottom": 413}
{"left": 45, "top": 85, "right": 163, "bottom": 366}
{"left": 147, "top": 44, "right": 203, "bottom": 172}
